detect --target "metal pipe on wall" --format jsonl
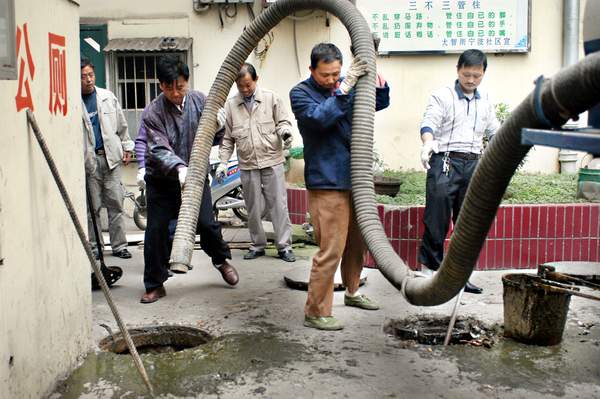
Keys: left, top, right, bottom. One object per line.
{"left": 558, "top": 0, "right": 580, "bottom": 173}
{"left": 563, "top": 0, "right": 580, "bottom": 67}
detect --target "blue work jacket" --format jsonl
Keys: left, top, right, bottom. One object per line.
{"left": 290, "top": 76, "right": 390, "bottom": 190}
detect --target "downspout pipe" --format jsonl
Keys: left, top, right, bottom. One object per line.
{"left": 563, "top": 0, "right": 580, "bottom": 67}
{"left": 558, "top": 0, "right": 580, "bottom": 168}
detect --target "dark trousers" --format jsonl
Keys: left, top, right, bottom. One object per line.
{"left": 143, "top": 176, "right": 231, "bottom": 291}
{"left": 418, "top": 153, "right": 478, "bottom": 271}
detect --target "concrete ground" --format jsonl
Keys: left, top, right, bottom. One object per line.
{"left": 52, "top": 218, "right": 600, "bottom": 399}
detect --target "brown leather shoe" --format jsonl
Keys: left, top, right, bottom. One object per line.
{"left": 140, "top": 286, "right": 166, "bottom": 304}
{"left": 218, "top": 260, "right": 239, "bottom": 286}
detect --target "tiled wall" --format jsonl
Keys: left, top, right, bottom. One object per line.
{"left": 287, "top": 188, "right": 600, "bottom": 270}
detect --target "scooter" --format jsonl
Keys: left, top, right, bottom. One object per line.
{"left": 208, "top": 146, "right": 250, "bottom": 221}
{"left": 129, "top": 147, "right": 251, "bottom": 230}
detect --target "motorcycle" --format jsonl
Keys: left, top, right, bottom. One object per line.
{"left": 129, "top": 147, "right": 253, "bottom": 230}
{"left": 208, "top": 147, "right": 250, "bottom": 222}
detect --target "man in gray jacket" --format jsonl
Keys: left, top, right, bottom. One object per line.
{"left": 217, "top": 63, "right": 295, "bottom": 262}
{"left": 81, "top": 58, "right": 134, "bottom": 259}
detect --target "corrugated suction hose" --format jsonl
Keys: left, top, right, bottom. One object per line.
{"left": 170, "top": 0, "right": 600, "bottom": 306}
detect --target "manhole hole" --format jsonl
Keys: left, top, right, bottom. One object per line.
{"left": 98, "top": 325, "right": 212, "bottom": 354}
{"left": 384, "top": 315, "right": 499, "bottom": 346}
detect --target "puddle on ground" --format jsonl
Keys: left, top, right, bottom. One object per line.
{"left": 51, "top": 327, "right": 310, "bottom": 398}
{"left": 450, "top": 323, "right": 600, "bottom": 396}
{"left": 386, "top": 315, "right": 600, "bottom": 396}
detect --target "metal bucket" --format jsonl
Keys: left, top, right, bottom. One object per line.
{"left": 502, "top": 273, "right": 572, "bottom": 346}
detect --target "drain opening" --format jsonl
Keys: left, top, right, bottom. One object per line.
{"left": 99, "top": 325, "right": 212, "bottom": 354}
{"left": 384, "top": 315, "right": 499, "bottom": 346}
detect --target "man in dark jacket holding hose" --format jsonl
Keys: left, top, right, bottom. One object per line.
{"left": 290, "top": 43, "right": 390, "bottom": 330}
{"left": 140, "top": 56, "right": 238, "bottom": 304}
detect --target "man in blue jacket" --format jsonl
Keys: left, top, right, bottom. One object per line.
{"left": 290, "top": 43, "right": 390, "bottom": 330}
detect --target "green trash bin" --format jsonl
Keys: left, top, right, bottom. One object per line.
{"left": 577, "top": 167, "right": 600, "bottom": 201}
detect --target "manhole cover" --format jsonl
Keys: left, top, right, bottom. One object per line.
{"left": 99, "top": 325, "right": 212, "bottom": 354}
{"left": 384, "top": 315, "right": 498, "bottom": 346}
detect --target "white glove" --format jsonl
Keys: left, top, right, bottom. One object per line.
{"left": 177, "top": 166, "right": 188, "bottom": 187}
{"left": 216, "top": 163, "right": 227, "bottom": 183}
{"left": 280, "top": 128, "right": 293, "bottom": 150}
{"left": 136, "top": 167, "right": 146, "bottom": 189}
{"left": 420, "top": 140, "right": 439, "bottom": 170}
{"left": 339, "top": 57, "right": 369, "bottom": 94}
{"left": 216, "top": 108, "right": 226, "bottom": 130}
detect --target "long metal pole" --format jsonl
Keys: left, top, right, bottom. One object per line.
{"left": 25, "top": 110, "right": 155, "bottom": 397}
{"left": 443, "top": 288, "right": 464, "bottom": 346}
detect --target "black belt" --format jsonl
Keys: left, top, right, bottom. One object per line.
{"left": 95, "top": 148, "right": 105, "bottom": 156}
{"left": 446, "top": 151, "right": 480, "bottom": 160}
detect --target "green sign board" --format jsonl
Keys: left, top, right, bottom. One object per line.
{"left": 357, "top": 0, "right": 530, "bottom": 54}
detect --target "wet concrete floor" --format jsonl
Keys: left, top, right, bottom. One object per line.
{"left": 51, "top": 244, "right": 600, "bottom": 398}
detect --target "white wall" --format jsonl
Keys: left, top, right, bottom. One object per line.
{"left": 80, "top": 0, "right": 575, "bottom": 174}
{"left": 0, "top": 1, "right": 91, "bottom": 398}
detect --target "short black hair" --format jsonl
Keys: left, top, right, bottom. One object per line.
{"left": 157, "top": 55, "right": 190, "bottom": 84}
{"left": 80, "top": 57, "right": 94, "bottom": 70}
{"left": 457, "top": 49, "right": 488, "bottom": 71}
{"left": 310, "top": 43, "right": 343, "bottom": 69}
{"left": 350, "top": 32, "right": 381, "bottom": 56}
{"left": 237, "top": 62, "right": 257, "bottom": 81}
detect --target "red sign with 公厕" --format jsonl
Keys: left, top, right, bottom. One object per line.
{"left": 15, "top": 23, "right": 35, "bottom": 112}
{"left": 48, "top": 33, "right": 67, "bottom": 116}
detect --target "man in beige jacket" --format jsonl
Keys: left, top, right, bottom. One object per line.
{"left": 217, "top": 63, "right": 295, "bottom": 262}
{"left": 81, "top": 58, "right": 134, "bottom": 259}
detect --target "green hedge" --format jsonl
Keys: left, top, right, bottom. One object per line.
{"left": 375, "top": 170, "right": 586, "bottom": 206}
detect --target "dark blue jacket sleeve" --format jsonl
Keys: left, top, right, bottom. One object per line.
{"left": 375, "top": 83, "right": 390, "bottom": 111}
{"left": 290, "top": 86, "right": 352, "bottom": 131}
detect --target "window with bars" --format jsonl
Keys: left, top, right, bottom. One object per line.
{"left": 116, "top": 52, "right": 185, "bottom": 110}
{"left": 113, "top": 52, "right": 187, "bottom": 140}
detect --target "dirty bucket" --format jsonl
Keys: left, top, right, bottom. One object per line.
{"left": 502, "top": 273, "right": 572, "bottom": 346}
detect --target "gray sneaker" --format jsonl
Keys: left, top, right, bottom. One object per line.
{"left": 344, "top": 294, "right": 380, "bottom": 310}
{"left": 303, "top": 316, "right": 344, "bottom": 331}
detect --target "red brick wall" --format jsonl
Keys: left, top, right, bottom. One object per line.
{"left": 287, "top": 188, "right": 600, "bottom": 270}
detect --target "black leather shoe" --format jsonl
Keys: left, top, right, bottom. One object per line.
{"left": 244, "top": 249, "right": 265, "bottom": 260}
{"left": 464, "top": 281, "right": 483, "bottom": 294}
{"left": 113, "top": 249, "right": 132, "bottom": 259}
{"left": 278, "top": 250, "right": 296, "bottom": 262}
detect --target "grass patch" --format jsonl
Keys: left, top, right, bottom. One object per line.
{"left": 375, "top": 170, "right": 585, "bottom": 206}
{"left": 289, "top": 170, "right": 586, "bottom": 206}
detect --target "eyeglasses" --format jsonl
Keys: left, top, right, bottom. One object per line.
{"left": 81, "top": 72, "right": 95, "bottom": 79}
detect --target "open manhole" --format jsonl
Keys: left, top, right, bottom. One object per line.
{"left": 384, "top": 315, "right": 499, "bottom": 346}
{"left": 99, "top": 325, "right": 212, "bottom": 354}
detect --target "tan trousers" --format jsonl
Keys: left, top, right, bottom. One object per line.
{"left": 305, "top": 190, "right": 366, "bottom": 317}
